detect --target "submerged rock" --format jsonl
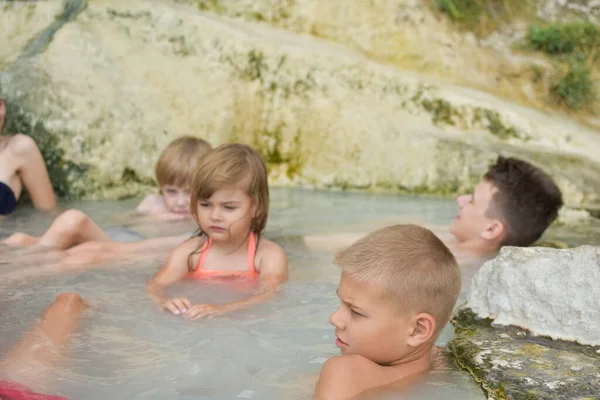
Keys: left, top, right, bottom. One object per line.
{"left": 450, "top": 308, "right": 600, "bottom": 400}
{"left": 1, "top": 1, "right": 600, "bottom": 201}
{"left": 468, "top": 246, "right": 600, "bottom": 346}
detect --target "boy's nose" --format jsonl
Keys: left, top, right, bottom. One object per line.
{"left": 329, "top": 306, "right": 345, "bottom": 329}
{"left": 176, "top": 195, "right": 188, "bottom": 206}
{"left": 457, "top": 194, "right": 469, "bottom": 207}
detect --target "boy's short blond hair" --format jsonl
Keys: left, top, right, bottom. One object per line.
{"left": 155, "top": 136, "right": 212, "bottom": 188}
{"left": 335, "top": 224, "right": 461, "bottom": 339}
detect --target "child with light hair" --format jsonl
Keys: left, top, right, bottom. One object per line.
{"left": 136, "top": 135, "right": 212, "bottom": 216}
{"left": 314, "top": 224, "right": 461, "bottom": 399}
{"left": 4, "top": 135, "right": 211, "bottom": 249}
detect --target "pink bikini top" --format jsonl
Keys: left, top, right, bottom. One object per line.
{"left": 189, "top": 232, "right": 258, "bottom": 279}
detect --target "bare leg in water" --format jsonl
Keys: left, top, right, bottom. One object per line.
{"left": 0, "top": 292, "right": 87, "bottom": 393}
{"left": 3, "top": 209, "right": 110, "bottom": 250}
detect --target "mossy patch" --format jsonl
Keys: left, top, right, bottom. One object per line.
{"left": 422, "top": 98, "right": 455, "bottom": 125}
{"left": 106, "top": 8, "right": 152, "bottom": 20}
{"left": 550, "top": 56, "right": 596, "bottom": 111}
{"left": 414, "top": 89, "right": 524, "bottom": 140}
{"left": 526, "top": 22, "right": 600, "bottom": 58}
{"left": 432, "top": 0, "right": 534, "bottom": 35}
{"left": 474, "top": 109, "right": 520, "bottom": 140}
{"left": 450, "top": 308, "right": 600, "bottom": 400}
{"left": 226, "top": 50, "right": 311, "bottom": 180}
{"left": 525, "top": 22, "right": 599, "bottom": 111}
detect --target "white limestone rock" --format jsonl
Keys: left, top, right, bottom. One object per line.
{"left": 2, "top": 1, "right": 600, "bottom": 201}
{"left": 467, "top": 245, "right": 600, "bottom": 346}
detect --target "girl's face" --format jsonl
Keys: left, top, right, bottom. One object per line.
{"left": 196, "top": 185, "right": 256, "bottom": 243}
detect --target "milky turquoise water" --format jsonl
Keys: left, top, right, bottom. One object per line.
{"left": 0, "top": 188, "right": 530, "bottom": 399}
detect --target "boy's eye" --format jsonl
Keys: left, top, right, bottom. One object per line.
{"left": 200, "top": 202, "right": 210, "bottom": 207}
{"left": 350, "top": 309, "right": 363, "bottom": 317}
{"left": 224, "top": 205, "right": 237, "bottom": 210}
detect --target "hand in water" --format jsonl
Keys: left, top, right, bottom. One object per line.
{"left": 183, "top": 303, "right": 227, "bottom": 320}
{"left": 163, "top": 297, "right": 192, "bottom": 315}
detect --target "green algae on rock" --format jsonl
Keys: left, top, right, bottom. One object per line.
{"left": 450, "top": 308, "right": 600, "bottom": 400}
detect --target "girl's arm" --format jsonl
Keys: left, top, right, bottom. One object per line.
{"left": 145, "top": 238, "right": 200, "bottom": 312}
{"left": 12, "top": 134, "right": 57, "bottom": 210}
{"left": 183, "top": 240, "right": 288, "bottom": 319}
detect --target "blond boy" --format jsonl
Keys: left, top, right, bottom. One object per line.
{"left": 136, "top": 136, "right": 211, "bottom": 218}
{"left": 314, "top": 224, "right": 461, "bottom": 400}
{"left": 4, "top": 136, "right": 211, "bottom": 249}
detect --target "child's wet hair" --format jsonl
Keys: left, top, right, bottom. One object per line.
{"left": 155, "top": 136, "right": 212, "bottom": 188}
{"left": 335, "top": 224, "right": 461, "bottom": 340}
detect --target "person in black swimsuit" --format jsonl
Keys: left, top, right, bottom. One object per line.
{"left": 0, "top": 84, "right": 56, "bottom": 217}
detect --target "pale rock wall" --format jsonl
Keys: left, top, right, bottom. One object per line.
{"left": 1, "top": 0, "right": 600, "bottom": 202}
{"left": 0, "top": 1, "right": 64, "bottom": 70}
{"left": 173, "top": 0, "right": 541, "bottom": 105}
{"left": 467, "top": 245, "right": 600, "bottom": 346}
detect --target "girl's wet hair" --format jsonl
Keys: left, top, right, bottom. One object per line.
{"left": 187, "top": 143, "right": 269, "bottom": 270}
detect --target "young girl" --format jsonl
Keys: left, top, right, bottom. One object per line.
{"left": 146, "top": 143, "right": 289, "bottom": 319}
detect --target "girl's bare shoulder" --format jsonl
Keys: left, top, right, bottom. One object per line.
{"left": 255, "top": 236, "right": 288, "bottom": 272}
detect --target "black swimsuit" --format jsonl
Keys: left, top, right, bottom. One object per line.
{"left": 0, "top": 181, "right": 16, "bottom": 215}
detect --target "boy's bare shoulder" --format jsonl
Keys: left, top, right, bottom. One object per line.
{"left": 315, "top": 355, "right": 379, "bottom": 400}
{"left": 136, "top": 194, "right": 166, "bottom": 213}
{"left": 321, "top": 354, "right": 376, "bottom": 377}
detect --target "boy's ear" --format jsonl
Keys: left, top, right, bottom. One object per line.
{"left": 406, "top": 313, "right": 436, "bottom": 347}
{"left": 481, "top": 219, "right": 504, "bottom": 242}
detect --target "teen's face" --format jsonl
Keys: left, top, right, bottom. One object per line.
{"left": 161, "top": 185, "right": 192, "bottom": 215}
{"left": 450, "top": 180, "right": 498, "bottom": 243}
{"left": 196, "top": 185, "right": 255, "bottom": 242}
{"left": 0, "top": 95, "right": 6, "bottom": 132}
{"left": 329, "top": 272, "right": 411, "bottom": 365}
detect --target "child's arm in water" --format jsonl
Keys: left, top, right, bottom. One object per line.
{"left": 145, "top": 238, "right": 201, "bottom": 311}
{"left": 182, "top": 239, "right": 289, "bottom": 320}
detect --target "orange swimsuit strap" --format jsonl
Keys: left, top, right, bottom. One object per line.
{"left": 190, "top": 232, "right": 258, "bottom": 279}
